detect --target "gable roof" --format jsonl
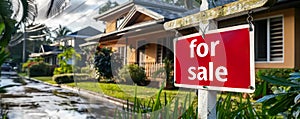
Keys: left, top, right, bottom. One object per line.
{"left": 94, "top": 0, "right": 186, "bottom": 21}
{"left": 39, "top": 45, "right": 61, "bottom": 53}
{"left": 67, "top": 26, "right": 102, "bottom": 38}
{"left": 118, "top": 5, "right": 182, "bottom": 30}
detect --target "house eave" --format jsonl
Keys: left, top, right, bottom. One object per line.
{"left": 94, "top": 0, "right": 187, "bottom": 22}
{"left": 94, "top": 2, "right": 135, "bottom": 21}
{"left": 164, "top": 0, "right": 272, "bottom": 30}
{"left": 85, "top": 20, "right": 163, "bottom": 42}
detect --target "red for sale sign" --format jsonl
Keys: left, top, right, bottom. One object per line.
{"left": 174, "top": 25, "right": 255, "bottom": 93}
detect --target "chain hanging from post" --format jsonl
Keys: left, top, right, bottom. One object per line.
{"left": 247, "top": 10, "right": 254, "bottom": 31}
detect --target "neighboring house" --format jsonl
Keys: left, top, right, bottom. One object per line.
{"left": 86, "top": 0, "right": 191, "bottom": 78}
{"left": 60, "top": 26, "right": 102, "bottom": 67}
{"left": 30, "top": 26, "right": 101, "bottom": 67}
{"left": 164, "top": 0, "right": 300, "bottom": 69}
{"left": 29, "top": 44, "right": 62, "bottom": 65}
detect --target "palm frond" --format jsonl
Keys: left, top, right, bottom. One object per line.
{"left": 17, "top": 0, "right": 37, "bottom": 26}
{"left": 46, "top": 0, "right": 69, "bottom": 18}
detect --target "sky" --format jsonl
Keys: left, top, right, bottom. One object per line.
{"left": 35, "top": 0, "right": 129, "bottom": 33}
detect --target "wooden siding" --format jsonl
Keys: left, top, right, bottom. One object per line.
{"left": 254, "top": 8, "right": 295, "bottom": 69}
{"left": 106, "top": 20, "right": 117, "bottom": 33}
{"left": 145, "top": 44, "right": 157, "bottom": 62}
{"left": 135, "top": 13, "right": 154, "bottom": 24}
{"left": 295, "top": 8, "right": 300, "bottom": 69}
{"left": 218, "top": 8, "right": 296, "bottom": 69}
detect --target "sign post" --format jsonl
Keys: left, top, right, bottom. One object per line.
{"left": 174, "top": 24, "right": 255, "bottom": 118}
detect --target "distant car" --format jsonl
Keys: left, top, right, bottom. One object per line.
{"left": 1, "top": 63, "right": 12, "bottom": 71}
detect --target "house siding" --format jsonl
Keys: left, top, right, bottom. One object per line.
{"left": 145, "top": 44, "right": 157, "bottom": 63}
{"left": 254, "top": 8, "right": 295, "bottom": 69}
{"left": 295, "top": 8, "right": 300, "bottom": 69}
{"left": 218, "top": 8, "right": 296, "bottom": 69}
{"left": 106, "top": 20, "right": 117, "bottom": 33}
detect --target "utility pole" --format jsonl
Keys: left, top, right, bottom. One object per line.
{"left": 22, "top": 23, "right": 27, "bottom": 63}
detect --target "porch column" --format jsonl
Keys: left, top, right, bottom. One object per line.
{"left": 125, "top": 37, "right": 128, "bottom": 65}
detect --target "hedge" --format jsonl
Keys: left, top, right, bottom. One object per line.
{"left": 52, "top": 73, "right": 90, "bottom": 84}
{"left": 29, "top": 62, "right": 55, "bottom": 77}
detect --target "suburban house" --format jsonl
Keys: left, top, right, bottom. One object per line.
{"left": 87, "top": 0, "right": 300, "bottom": 82}
{"left": 29, "top": 44, "right": 62, "bottom": 65}
{"left": 164, "top": 0, "right": 300, "bottom": 69}
{"left": 59, "top": 26, "right": 102, "bottom": 67}
{"left": 85, "top": 0, "right": 200, "bottom": 78}
{"left": 30, "top": 26, "right": 102, "bottom": 67}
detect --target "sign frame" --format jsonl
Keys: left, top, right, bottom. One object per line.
{"left": 174, "top": 24, "right": 255, "bottom": 93}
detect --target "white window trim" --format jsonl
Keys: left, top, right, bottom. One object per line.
{"left": 255, "top": 15, "right": 285, "bottom": 64}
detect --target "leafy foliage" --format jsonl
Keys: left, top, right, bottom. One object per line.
{"left": 98, "top": 0, "right": 119, "bottom": 14}
{"left": 115, "top": 85, "right": 197, "bottom": 119}
{"left": 22, "top": 57, "right": 44, "bottom": 71}
{"left": 54, "top": 47, "right": 81, "bottom": 75}
{"left": 216, "top": 93, "right": 269, "bottom": 119}
{"left": 29, "top": 62, "right": 55, "bottom": 77}
{"left": 52, "top": 25, "right": 71, "bottom": 42}
{"left": 94, "top": 47, "right": 122, "bottom": 80}
{"left": 46, "top": 0, "right": 70, "bottom": 18}
{"left": 52, "top": 73, "right": 89, "bottom": 84}
{"left": 152, "top": 58, "right": 175, "bottom": 89}
{"left": 254, "top": 69, "right": 294, "bottom": 99}
{"left": 257, "top": 72, "right": 300, "bottom": 118}
{"left": 118, "top": 64, "right": 147, "bottom": 85}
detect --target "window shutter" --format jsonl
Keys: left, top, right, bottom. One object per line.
{"left": 270, "top": 17, "right": 283, "bottom": 61}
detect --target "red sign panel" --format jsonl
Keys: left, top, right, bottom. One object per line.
{"left": 174, "top": 25, "right": 255, "bottom": 93}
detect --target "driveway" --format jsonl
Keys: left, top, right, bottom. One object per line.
{"left": 0, "top": 71, "right": 118, "bottom": 119}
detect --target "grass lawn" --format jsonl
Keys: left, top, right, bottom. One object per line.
{"left": 18, "top": 73, "right": 27, "bottom": 77}
{"left": 67, "top": 82, "right": 197, "bottom": 104}
{"left": 33, "top": 76, "right": 56, "bottom": 84}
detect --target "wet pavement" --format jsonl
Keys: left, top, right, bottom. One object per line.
{"left": 0, "top": 71, "right": 118, "bottom": 119}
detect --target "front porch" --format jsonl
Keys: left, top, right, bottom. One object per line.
{"left": 128, "top": 61, "right": 164, "bottom": 79}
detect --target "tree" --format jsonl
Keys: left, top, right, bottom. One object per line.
{"left": 94, "top": 47, "right": 122, "bottom": 81}
{"left": 52, "top": 25, "right": 71, "bottom": 42}
{"left": 0, "top": 0, "right": 37, "bottom": 65}
{"left": 99, "top": 0, "right": 119, "bottom": 14}
{"left": 54, "top": 47, "right": 81, "bottom": 75}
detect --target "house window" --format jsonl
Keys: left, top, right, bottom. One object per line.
{"left": 116, "top": 16, "right": 125, "bottom": 29}
{"left": 254, "top": 16, "right": 283, "bottom": 62}
{"left": 117, "top": 46, "right": 126, "bottom": 64}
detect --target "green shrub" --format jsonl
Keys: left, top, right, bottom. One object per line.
{"left": 54, "top": 47, "right": 81, "bottom": 75}
{"left": 254, "top": 68, "right": 294, "bottom": 99}
{"left": 29, "top": 62, "right": 55, "bottom": 77}
{"left": 94, "top": 47, "right": 122, "bottom": 80}
{"left": 22, "top": 57, "right": 44, "bottom": 72}
{"left": 118, "top": 64, "right": 146, "bottom": 85}
{"left": 115, "top": 86, "right": 197, "bottom": 119}
{"left": 52, "top": 73, "right": 89, "bottom": 84}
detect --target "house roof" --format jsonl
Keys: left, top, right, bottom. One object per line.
{"left": 94, "top": 0, "right": 186, "bottom": 21}
{"left": 164, "top": 0, "right": 273, "bottom": 30}
{"left": 30, "top": 45, "right": 62, "bottom": 58}
{"left": 164, "top": 0, "right": 300, "bottom": 30}
{"left": 61, "top": 26, "right": 102, "bottom": 41}
{"left": 40, "top": 45, "right": 61, "bottom": 52}
{"left": 87, "top": 1, "right": 186, "bottom": 42}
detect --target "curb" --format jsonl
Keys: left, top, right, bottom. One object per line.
{"left": 22, "top": 76, "right": 134, "bottom": 107}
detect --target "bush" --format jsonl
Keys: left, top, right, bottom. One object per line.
{"left": 94, "top": 47, "right": 122, "bottom": 80}
{"left": 54, "top": 47, "right": 81, "bottom": 75}
{"left": 254, "top": 69, "right": 294, "bottom": 99}
{"left": 29, "top": 62, "right": 55, "bottom": 77}
{"left": 118, "top": 64, "right": 146, "bottom": 85}
{"left": 52, "top": 73, "right": 89, "bottom": 84}
{"left": 22, "top": 57, "right": 44, "bottom": 72}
